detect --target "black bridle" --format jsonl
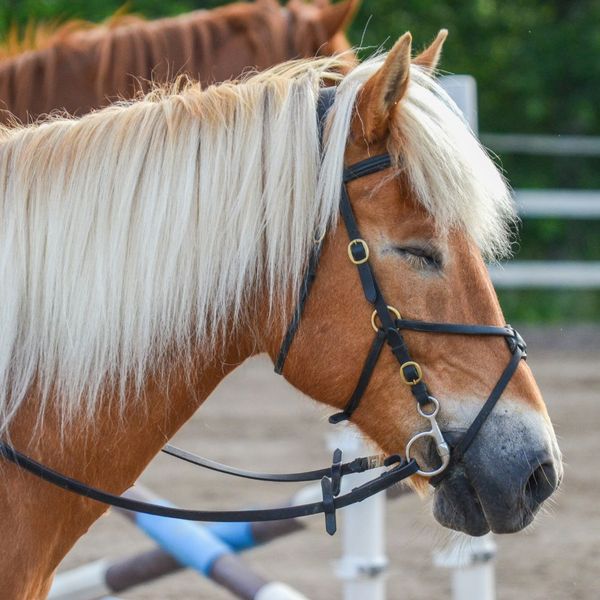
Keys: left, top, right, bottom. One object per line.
{"left": 0, "top": 88, "right": 526, "bottom": 535}
{"left": 274, "top": 88, "right": 527, "bottom": 481}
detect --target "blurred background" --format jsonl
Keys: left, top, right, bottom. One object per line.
{"left": 1, "top": 0, "right": 599, "bottom": 324}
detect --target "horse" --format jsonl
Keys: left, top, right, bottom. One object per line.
{"left": 0, "top": 30, "right": 561, "bottom": 598}
{"left": 0, "top": 0, "right": 358, "bottom": 124}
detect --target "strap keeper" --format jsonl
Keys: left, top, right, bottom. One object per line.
{"left": 383, "top": 454, "right": 403, "bottom": 467}
{"left": 505, "top": 325, "right": 527, "bottom": 358}
{"left": 321, "top": 476, "right": 337, "bottom": 535}
{"left": 329, "top": 448, "right": 343, "bottom": 496}
{"left": 348, "top": 456, "right": 375, "bottom": 473}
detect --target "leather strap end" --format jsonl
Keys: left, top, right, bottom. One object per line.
{"left": 321, "top": 476, "right": 337, "bottom": 535}
{"left": 328, "top": 411, "right": 350, "bottom": 425}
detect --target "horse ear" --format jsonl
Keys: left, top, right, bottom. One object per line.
{"left": 319, "top": 0, "right": 360, "bottom": 37}
{"left": 352, "top": 32, "right": 412, "bottom": 143}
{"left": 413, "top": 29, "right": 448, "bottom": 74}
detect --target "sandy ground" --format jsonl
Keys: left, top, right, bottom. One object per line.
{"left": 57, "top": 326, "right": 600, "bottom": 600}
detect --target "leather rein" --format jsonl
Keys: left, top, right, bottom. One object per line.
{"left": 0, "top": 88, "right": 527, "bottom": 535}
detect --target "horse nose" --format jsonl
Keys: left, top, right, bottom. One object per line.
{"left": 524, "top": 456, "right": 559, "bottom": 508}
{"left": 432, "top": 419, "right": 562, "bottom": 537}
{"left": 468, "top": 447, "right": 560, "bottom": 533}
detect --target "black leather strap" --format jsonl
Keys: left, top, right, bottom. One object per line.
{"left": 383, "top": 325, "right": 431, "bottom": 405}
{"left": 395, "top": 319, "right": 514, "bottom": 337}
{"left": 340, "top": 185, "right": 378, "bottom": 303}
{"left": 343, "top": 154, "right": 393, "bottom": 183}
{"left": 446, "top": 346, "right": 525, "bottom": 465}
{"left": 317, "top": 86, "right": 336, "bottom": 143}
{"left": 329, "top": 328, "right": 387, "bottom": 424}
{"left": 162, "top": 443, "right": 386, "bottom": 482}
{"left": 274, "top": 245, "right": 321, "bottom": 374}
{"left": 274, "top": 86, "right": 337, "bottom": 375}
{"left": 0, "top": 442, "right": 417, "bottom": 535}
{"left": 430, "top": 345, "right": 525, "bottom": 487}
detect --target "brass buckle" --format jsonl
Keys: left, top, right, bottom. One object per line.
{"left": 371, "top": 306, "right": 401, "bottom": 332}
{"left": 400, "top": 361, "right": 423, "bottom": 386}
{"left": 347, "top": 239, "right": 369, "bottom": 265}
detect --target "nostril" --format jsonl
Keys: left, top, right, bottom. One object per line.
{"left": 525, "top": 462, "right": 557, "bottom": 506}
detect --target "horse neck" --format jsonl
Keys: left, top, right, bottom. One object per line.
{"left": 0, "top": 329, "right": 260, "bottom": 598}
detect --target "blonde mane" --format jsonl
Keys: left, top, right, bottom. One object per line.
{"left": 0, "top": 55, "right": 513, "bottom": 435}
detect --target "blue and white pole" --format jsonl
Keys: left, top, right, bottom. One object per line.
{"left": 48, "top": 485, "right": 307, "bottom": 600}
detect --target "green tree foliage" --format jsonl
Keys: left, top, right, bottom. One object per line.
{"left": 3, "top": 0, "right": 598, "bottom": 138}
{"left": 1, "top": 0, "right": 598, "bottom": 322}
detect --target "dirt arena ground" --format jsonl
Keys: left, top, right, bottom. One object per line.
{"left": 57, "top": 325, "right": 600, "bottom": 600}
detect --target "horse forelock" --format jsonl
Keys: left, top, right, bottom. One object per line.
{"left": 394, "top": 66, "right": 516, "bottom": 260}
{"left": 327, "top": 57, "right": 515, "bottom": 260}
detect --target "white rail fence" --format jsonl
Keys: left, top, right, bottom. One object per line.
{"left": 442, "top": 75, "right": 600, "bottom": 290}
{"left": 480, "top": 133, "right": 600, "bottom": 157}
{"left": 514, "top": 189, "right": 600, "bottom": 218}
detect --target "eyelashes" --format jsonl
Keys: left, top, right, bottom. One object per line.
{"left": 390, "top": 245, "right": 443, "bottom": 271}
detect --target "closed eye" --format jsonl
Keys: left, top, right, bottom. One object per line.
{"left": 390, "top": 245, "right": 443, "bottom": 271}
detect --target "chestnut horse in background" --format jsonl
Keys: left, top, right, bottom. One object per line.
{"left": 0, "top": 31, "right": 561, "bottom": 599}
{"left": 0, "top": 0, "right": 358, "bottom": 124}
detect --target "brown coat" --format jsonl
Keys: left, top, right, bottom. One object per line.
{"left": 0, "top": 0, "right": 357, "bottom": 124}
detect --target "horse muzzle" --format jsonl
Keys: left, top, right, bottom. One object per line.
{"left": 430, "top": 426, "right": 561, "bottom": 536}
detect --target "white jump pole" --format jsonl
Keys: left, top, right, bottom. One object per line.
{"left": 327, "top": 426, "right": 387, "bottom": 600}
{"left": 50, "top": 485, "right": 309, "bottom": 600}
{"left": 433, "top": 533, "right": 496, "bottom": 600}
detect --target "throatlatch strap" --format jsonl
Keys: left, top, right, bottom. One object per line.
{"left": 274, "top": 245, "right": 321, "bottom": 374}
{"left": 273, "top": 86, "right": 337, "bottom": 375}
